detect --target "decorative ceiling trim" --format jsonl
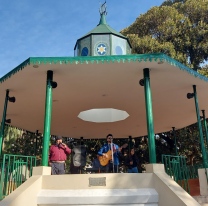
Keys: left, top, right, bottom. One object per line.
{"left": 0, "top": 53, "right": 207, "bottom": 83}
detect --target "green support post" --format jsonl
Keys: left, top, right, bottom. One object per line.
{"left": 0, "top": 90, "right": 9, "bottom": 157}
{"left": 143, "top": 68, "right": 156, "bottom": 163}
{"left": 42, "top": 71, "right": 53, "bottom": 166}
{"left": 193, "top": 85, "right": 208, "bottom": 168}
{"left": 202, "top": 110, "right": 208, "bottom": 149}
{"left": 172, "top": 127, "right": 178, "bottom": 156}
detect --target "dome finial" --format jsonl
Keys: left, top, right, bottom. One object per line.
{"left": 99, "top": 1, "right": 107, "bottom": 16}
{"left": 99, "top": 1, "right": 108, "bottom": 25}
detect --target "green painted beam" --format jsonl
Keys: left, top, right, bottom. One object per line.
{"left": 143, "top": 68, "right": 156, "bottom": 163}
{"left": 42, "top": 70, "right": 53, "bottom": 166}
{"left": 193, "top": 85, "right": 208, "bottom": 168}
{"left": 0, "top": 90, "right": 9, "bottom": 157}
{"left": 202, "top": 110, "right": 208, "bottom": 149}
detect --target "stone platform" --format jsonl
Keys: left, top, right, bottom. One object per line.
{"left": 0, "top": 164, "right": 201, "bottom": 206}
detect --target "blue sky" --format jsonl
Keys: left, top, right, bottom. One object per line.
{"left": 0, "top": 0, "right": 165, "bottom": 77}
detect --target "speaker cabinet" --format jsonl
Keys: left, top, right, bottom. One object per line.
{"left": 73, "top": 145, "right": 86, "bottom": 167}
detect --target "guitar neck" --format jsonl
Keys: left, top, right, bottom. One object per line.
{"left": 109, "top": 144, "right": 127, "bottom": 155}
{"left": 113, "top": 147, "right": 122, "bottom": 154}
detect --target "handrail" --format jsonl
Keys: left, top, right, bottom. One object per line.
{"left": 162, "top": 155, "right": 190, "bottom": 194}
{"left": 0, "top": 154, "right": 36, "bottom": 199}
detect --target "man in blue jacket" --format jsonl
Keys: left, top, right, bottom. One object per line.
{"left": 98, "top": 134, "right": 121, "bottom": 173}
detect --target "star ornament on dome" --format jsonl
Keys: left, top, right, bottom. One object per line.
{"left": 97, "top": 44, "right": 107, "bottom": 55}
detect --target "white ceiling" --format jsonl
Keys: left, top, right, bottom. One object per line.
{"left": 0, "top": 58, "right": 207, "bottom": 139}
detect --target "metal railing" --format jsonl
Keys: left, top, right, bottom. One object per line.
{"left": 186, "top": 163, "right": 204, "bottom": 179}
{"left": 0, "top": 154, "right": 36, "bottom": 199}
{"left": 162, "top": 155, "right": 190, "bottom": 194}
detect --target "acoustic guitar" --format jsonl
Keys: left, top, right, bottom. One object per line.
{"left": 98, "top": 143, "right": 128, "bottom": 166}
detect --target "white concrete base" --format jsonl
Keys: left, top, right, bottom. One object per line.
{"left": 198, "top": 168, "right": 208, "bottom": 196}
{"left": 39, "top": 205, "right": 158, "bottom": 206}
{"left": 193, "top": 196, "right": 208, "bottom": 204}
{"left": 33, "top": 166, "right": 51, "bottom": 176}
{"left": 146, "top": 164, "right": 164, "bottom": 173}
{"left": 0, "top": 164, "right": 201, "bottom": 206}
{"left": 37, "top": 189, "right": 159, "bottom": 205}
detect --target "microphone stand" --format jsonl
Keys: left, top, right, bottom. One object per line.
{"left": 110, "top": 139, "right": 114, "bottom": 173}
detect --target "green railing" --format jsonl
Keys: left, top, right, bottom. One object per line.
{"left": 0, "top": 154, "right": 36, "bottom": 199}
{"left": 186, "top": 163, "right": 203, "bottom": 179}
{"left": 162, "top": 155, "right": 190, "bottom": 194}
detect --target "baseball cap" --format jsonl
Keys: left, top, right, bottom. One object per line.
{"left": 56, "top": 136, "right": 62, "bottom": 140}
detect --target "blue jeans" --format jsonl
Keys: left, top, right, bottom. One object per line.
{"left": 104, "top": 162, "right": 118, "bottom": 173}
{"left": 128, "top": 167, "right": 138, "bottom": 173}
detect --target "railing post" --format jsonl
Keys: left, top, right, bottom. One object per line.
{"left": 193, "top": 85, "right": 208, "bottom": 169}
{"left": 0, "top": 154, "right": 6, "bottom": 199}
{"left": 35, "top": 130, "right": 39, "bottom": 157}
{"left": 202, "top": 110, "right": 208, "bottom": 149}
{"left": 42, "top": 70, "right": 53, "bottom": 166}
{"left": 0, "top": 90, "right": 9, "bottom": 157}
{"left": 172, "top": 127, "right": 178, "bottom": 156}
{"left": 143, "top": 68, "right": 156, "bottom": 163}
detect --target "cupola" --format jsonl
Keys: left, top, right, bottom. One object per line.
{"left": 74, "top": 2, "right": 131, "bottom": 57}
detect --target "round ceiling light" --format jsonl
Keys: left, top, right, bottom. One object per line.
{"left": 78, "top": 108, "right": 129, "bottom": 123}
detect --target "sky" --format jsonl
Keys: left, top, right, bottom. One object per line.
{"left": 0, "top": 0, "right": 165, "bottom": 77}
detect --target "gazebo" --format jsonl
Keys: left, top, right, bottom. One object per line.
{"left": 0, "top": 3, "right": 205, "bottom": 206}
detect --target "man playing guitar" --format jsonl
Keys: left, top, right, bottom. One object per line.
{"left": 98, "top": 134, "right": 122, "bottom": 173}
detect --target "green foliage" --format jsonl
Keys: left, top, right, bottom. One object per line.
{"left": 161, "top": 0, "right": 187, "bottom": 6}
{"left": 121, "top": 0, "right": 208, "bottom": 71}
{"left": 0, "top": 122, "right": 205, "bottom": 171}
{"left": 198, "top": 64, "right": 208, "bottom": 77}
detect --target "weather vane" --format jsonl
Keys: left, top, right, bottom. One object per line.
{"left": 99, "top": 1, "right": 107, "bottom": 16}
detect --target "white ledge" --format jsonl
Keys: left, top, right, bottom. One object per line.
{"left": 37, "top": 188, "right": 158, "bottom": 205}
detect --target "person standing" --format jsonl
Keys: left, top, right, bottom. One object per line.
{"left": 98, "top": 134, "right": 121, "bottom": 173}
{"left": 93, "top": 154, "right": 104, "bottom": 169}
{"left": 49, "top": 136, "right": 71, "bottom": 175}
{"left": 125, "top": 148, "right": 139, "bottom": 173}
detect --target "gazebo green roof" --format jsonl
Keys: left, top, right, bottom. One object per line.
{"left": 76, "top": 14, "right": 127, "bottom": 42}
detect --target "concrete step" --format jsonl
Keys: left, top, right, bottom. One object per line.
{"left": 193, "top": 196, "right": 208, "bottom": 205}
{"left": 37, "top": 188, "right": 159, "bottom": 206}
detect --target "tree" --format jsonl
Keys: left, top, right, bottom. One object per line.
{"left": 161, "top": 0, "right": 187, "bottom": 6}
{"left": 121, "top": 0, "right": 208, "bottom": 71}
{"left": 198, "top": 64, "right": 208, "bottom": 77}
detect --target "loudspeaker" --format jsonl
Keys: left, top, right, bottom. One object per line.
{"left": 73, "top": 145, "right": 86, "bottom": 167}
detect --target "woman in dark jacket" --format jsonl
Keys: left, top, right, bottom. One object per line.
{"left": 125, "top": 148, "right": 139, "bottom": 173}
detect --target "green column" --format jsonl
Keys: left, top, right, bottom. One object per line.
{"left": 172, "top": 127, "right": 178, "bottom": 156}
{"left": 193, "top": 85, "right": 208, "bottom": 167}
{"left": 202, "top": 110, "right": 208, "bottom": 149}
{"left": 143, "top": 68, "right": 156, "bottom": 163}
{"left": 42, "top": 71, "right": 53, "bottom": 166}
{"left": 0, "top": 90, "right": 9, "bottom": 157}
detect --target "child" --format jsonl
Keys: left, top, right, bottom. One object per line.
{"left": 125, "top": 148, "right": 139, "bottom": 173}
